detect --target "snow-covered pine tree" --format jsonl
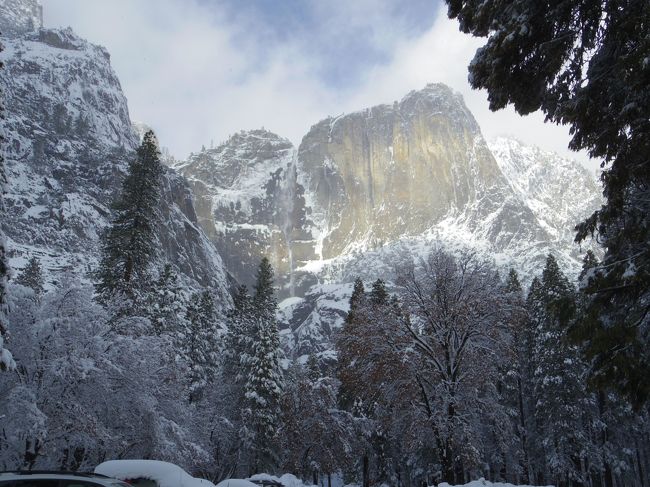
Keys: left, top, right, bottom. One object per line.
{"left": 0, "top": 38, "right": 14, "bottom": 371}
{"left": 530, "top": 254, "right": 595, "bottom": 486}
{"left": 336, "top": 278, "right": 366, "bottom": 411}
{"left": 500, "top": 268, "right": 536, "bottom": 483}
{"left": 180, "top": 290, "right": 220, "bottom": 403}
{"left": 95, "top": 130, "right": 164, "bottom": 309}
{"left": 224, "top": 284, "right": 255, "bottom": 385}
{"left": 242, "top": 257, "right": 284, "bottom": 474}
{"left": 149, "top": 263, "right": 187, "bottom": 335}
{"left": 15, "top": 256, "right": 45, "bottom": 297}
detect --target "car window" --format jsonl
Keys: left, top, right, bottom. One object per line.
{"left": 60, "top": 482, "right": 106, "bottom": 487}
{"left": 124, "top": 480, "right": 157, "bottom": 487}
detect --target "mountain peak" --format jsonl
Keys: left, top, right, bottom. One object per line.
{"left": 0, "top": 0, "right": 42, "bottom": 38}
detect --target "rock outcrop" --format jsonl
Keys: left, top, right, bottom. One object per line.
{"left": 0, "top": 8, "right": 231, "bottom": 304}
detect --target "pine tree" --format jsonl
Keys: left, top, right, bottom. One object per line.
{"left": 224, "top": 284, "right": 254, "bottom": 384}
{"left": 15, "top": 256, "right": 45, "bottom": 297}
{"left": 529, "top": 255, "right": 593, "bottom": 485}
{"left": 443, "top": 0, "right": 650, "bottom": 406}
{"left": 149, "top": 264, "right": 186, "bottom": 335}
{"left": 0, "top": 39, "right": 14, "bottom": 371}
{"left": 180, "top": 290, "right": 220, "bottom": 404}
{"left": 499, "top": 268, "right": 536, "bottom": 482}
{"left": 369, "top": 279, "right": 389, "bottom": 305}
{"left": 504, "top": 268, "right": 522, "bottom": 294}
{"left": 253, "top": 256, "right": 275, "bottom": 309}
{"left": 336, "top": 278, "right": 366, "bottom": 410}
{"left": 95, "top": 130, "right": 164, "bottom": 307}
{"left": 579, "top": 251, "right": 599, "bottom": 283}
{"left": 242, "top": 258, "right": 284, "bottom": 474}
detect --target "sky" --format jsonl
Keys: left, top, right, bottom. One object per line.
{"left": 41, "top": 0, "right": 593, "bottom": 168}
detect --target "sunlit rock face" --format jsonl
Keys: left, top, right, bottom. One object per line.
{"left": 298, "top": 83, "right": 547, "bottom": 259}
{"left": 179, "top": 84, "right": 601, "bottom": 302}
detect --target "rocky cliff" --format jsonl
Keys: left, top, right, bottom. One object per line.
{"left": 0, "top": 2, "right": 231, "bottom": 304}
{"left": 180, "top": 84, "right": 600, "bottom": 300}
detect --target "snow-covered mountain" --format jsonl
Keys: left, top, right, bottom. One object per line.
{"left": 175, "top": 86, "right": 602, "bottom": 358}
{"left": 0, "top": 0, "right": 231, "bottom": 304}
{"left": 488, "top": 136, "right": 602, "bottom": 247}
{"left": 178, "top": 85, "right": 602, "bottom": 287}
{"left": 1, "top": 0, "right": 602, "bottom": 357}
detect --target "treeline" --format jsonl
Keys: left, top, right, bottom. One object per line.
{"left": 331, "top": 250, "right": 650, "bottom": 487}
{"left": 1, "top": 131, "right": 648, "bottom": 487}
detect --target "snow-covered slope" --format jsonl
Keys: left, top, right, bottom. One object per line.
{"left": 0, "top": 0, "right": 42, "bottom": 38}
{"left": 0, "top": 8, "right": 231, "bottom": 304}
{"left": 176, "top": 130, "right": 316, "bottom": 295}
{"left": 178, "top": 85, "right": 602, "bottom": 359}
{"left": 489, "top": 136, "right": 602, "bottom": 246}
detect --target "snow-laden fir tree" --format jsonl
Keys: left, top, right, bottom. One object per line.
{"left": 242, "top": 257, "right": 284, "bottom": 474}
{"left": 499, "top": 268, "right": 537, "bottom": 483}
{"left": 149, "top": 263, "right": 187, "bottom": 335}
{"left": 336, "top": 277, "right": 366, "bottom": 411}
{"left": 0, "top": 38, "right": 14, "bottom": 371}
{"left": 224, "top": 284, "right": 255, "bottom": 384}
{"left": 529, "top": 254, "right": 594, "bottom": 486}
{"left": 443, "top": 0, "right": 650, "bottom": 407}
{"left": 95, "top": 130, "right": 164, "bottom": 309}
{"left": 15, "top": 256, "right": 45, "bottom": 297}
{"left": 180, "top": 290, "right": 220, "bottom": 404}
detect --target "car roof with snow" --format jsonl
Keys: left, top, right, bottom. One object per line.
{"left": 94, "top": 460, "right": 216, "bottom": 487}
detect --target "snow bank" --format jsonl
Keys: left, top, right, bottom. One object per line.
{"left": 95, "top": 460, "right": 216, "bottom": 487}
{"left": 437, "top": 479, "right": 553, "bottom": 487}
{"left": 248, "top": 473, "right": 316, "bottom": 487}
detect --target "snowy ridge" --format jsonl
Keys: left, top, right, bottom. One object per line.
{"left": 489, "top": 136, "right": 602, "bottom": 243}
{"left": 0, "top": 23, "right": 232, "bottom": 303}
{"left": 0, "top": 0, "right": 42, "bottom": 38}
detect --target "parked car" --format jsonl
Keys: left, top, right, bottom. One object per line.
{"left": 94, "top": 460, "right": 215, "bottom": 487}
{"left": 0, "top": 470, "right": 130, "bottom": 487}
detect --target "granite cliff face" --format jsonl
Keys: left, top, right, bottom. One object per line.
{"left": 179, "top": 84, "right": 597, "bottom": 302}
{"left": 297, "top": 84, "right": 551, "bottom": 260}
{"left": 0, "top": 1, "right": 231, "bottom": 303}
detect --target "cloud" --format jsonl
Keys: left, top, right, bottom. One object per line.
{"left": 40, "top": 0, "right": 595, "bottom": 170}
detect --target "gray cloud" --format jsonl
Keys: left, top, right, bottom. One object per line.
{"left": 40, "top": 0, "right": 596, "bottom": 172}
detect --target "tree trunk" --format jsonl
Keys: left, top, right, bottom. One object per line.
{"left": 363, "top": 454, "right": 370, "bottom": 487}
{"left": 517, "top": 377, "right": 531, "bottom": 484}
{"left": 635, "top": 436, "right": 646, "bottom": 487}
